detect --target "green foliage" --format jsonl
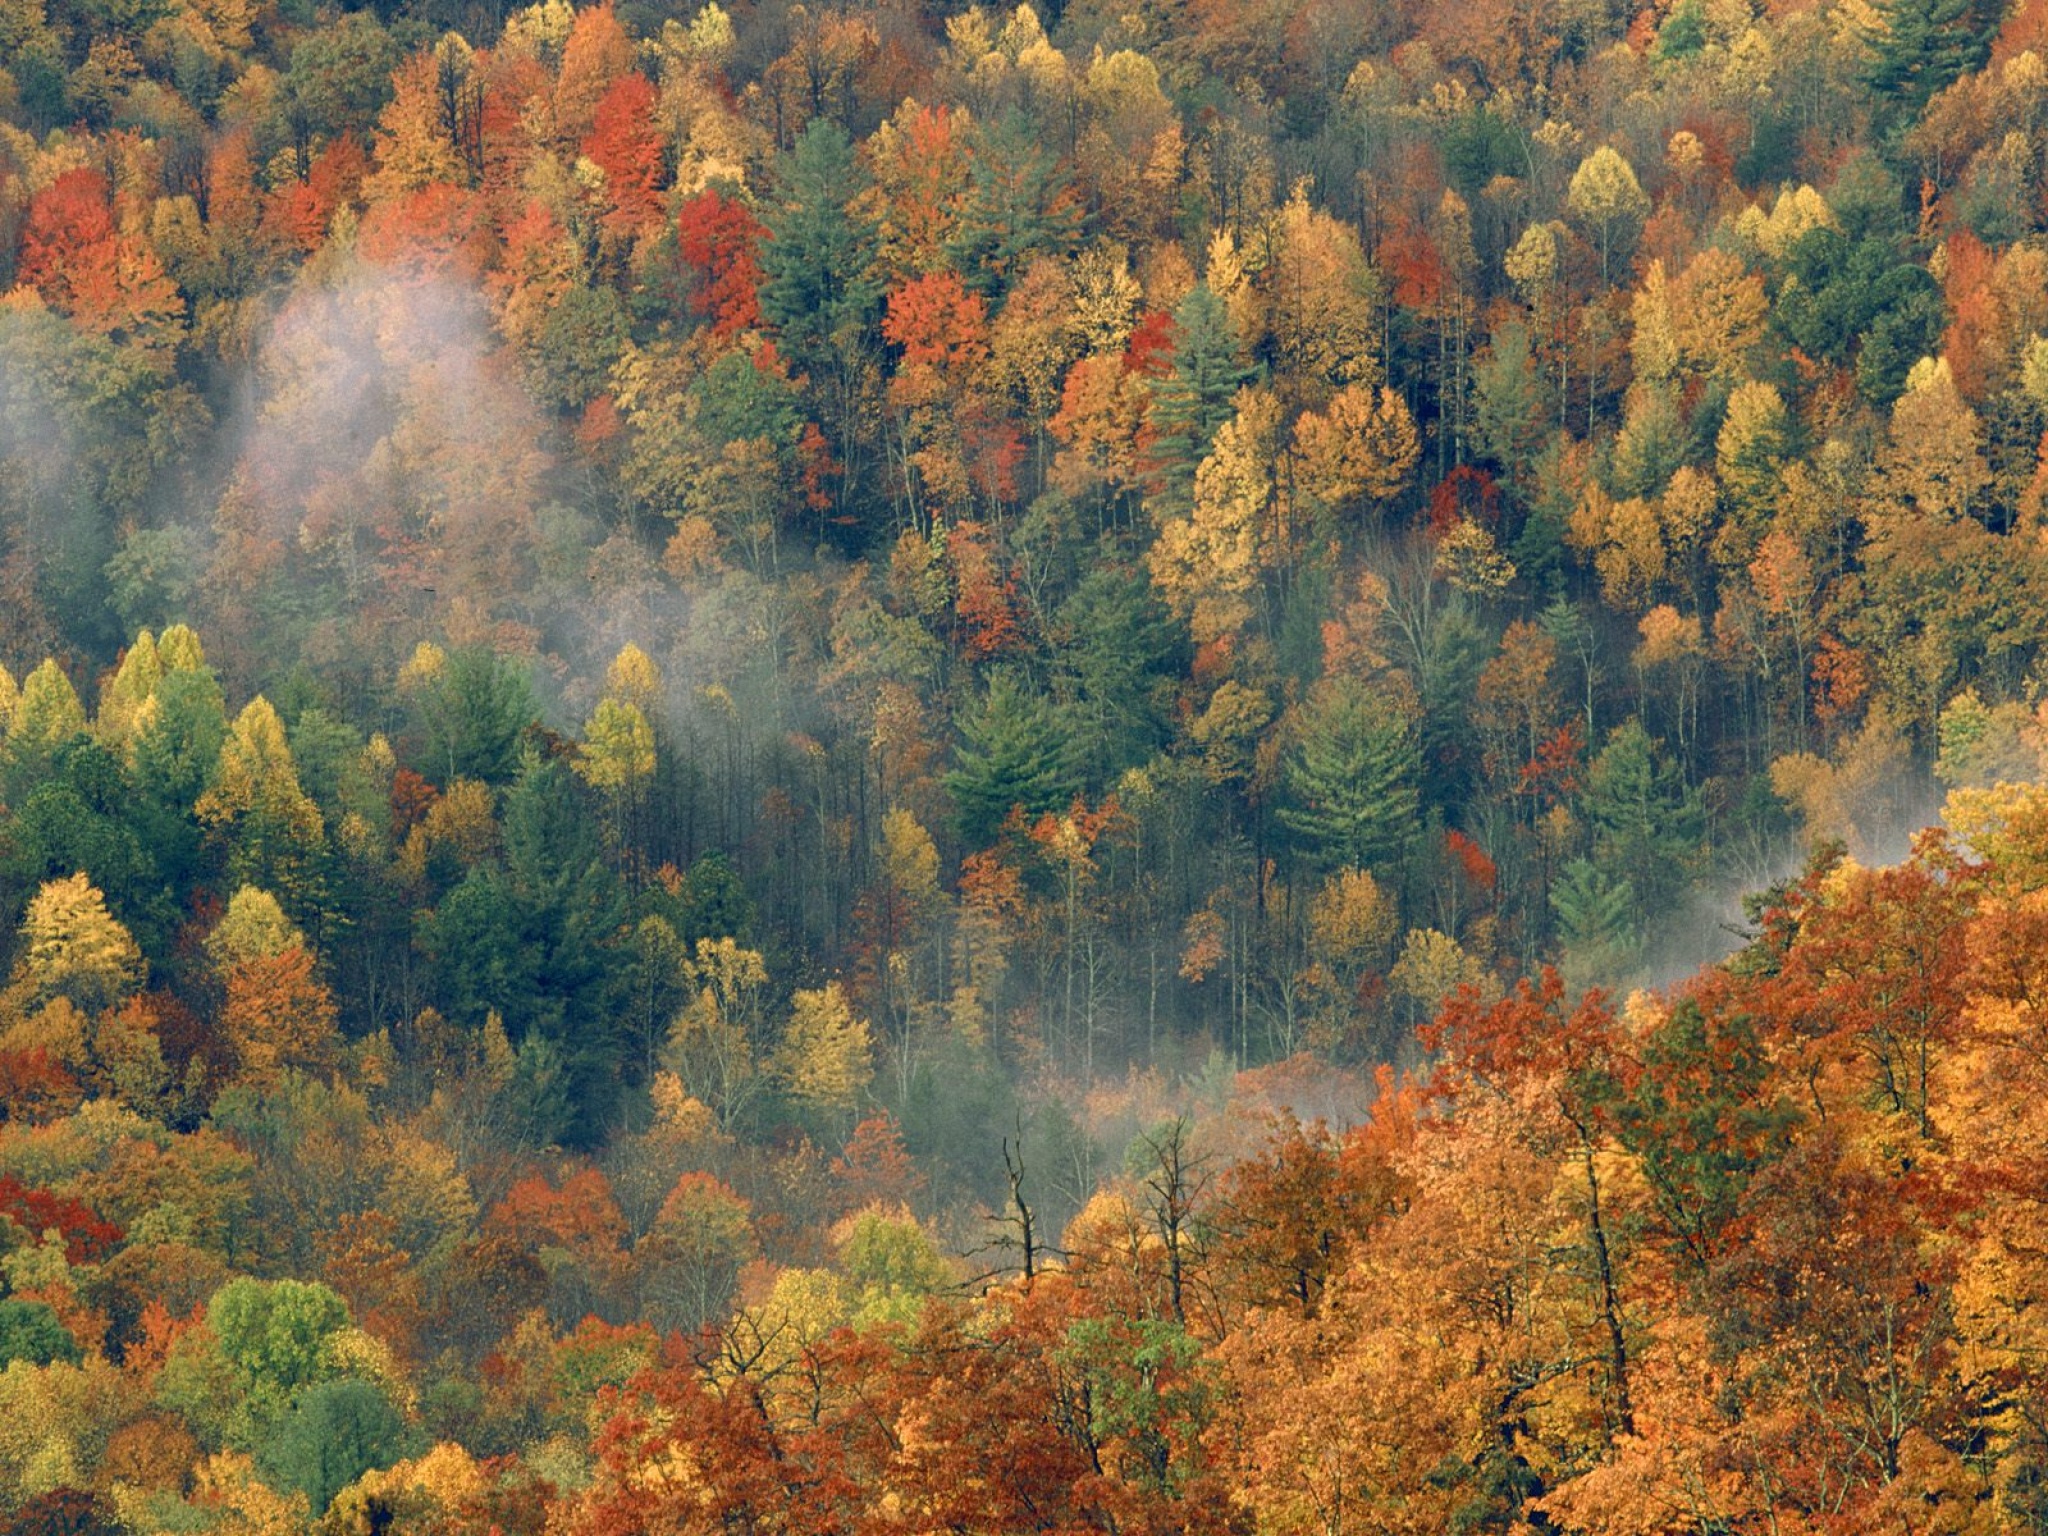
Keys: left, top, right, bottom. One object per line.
{"left": 945, "top": 671, "right": 1079, "bottom": 848}
{"left": 159, "top": 1277, "right": 350, "bottom": 1449}
{"left": 1278, "top": 680, "right": 1420, "bottom": 877}
{"left": 0, "top": 1300, "right": 80, "bottom": 1368}
{"left": 1861, "top": 0, "right": 2000, "bottom": 123}
{"left": 1583, "top": 718, "right": 1702, "bottom": 928}
{"left": 411, "top": 649, "right": 536, "bottom": 788}
{"left": 256, "top": 1375, "right": 418, "bottom": 1514}
{"left": 1053, "top": 563, "right": 1185, "bottom": 786}
{"left": 758, "top": 119, "right": 883, "bottom": 373}
{"left": 1147, "top": 284, "right": 1253, "bottom": 515}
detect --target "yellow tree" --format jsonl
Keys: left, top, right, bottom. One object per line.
{"left": 197, "top": 697, "right": 328, "bottom": 913}
{"left": 15, "top": 872, "right": 144, "bottom": 1013}
{"left": 1292, "top": 384, "right": 1421, "bottom": 534}
{"left": 774, "top": 982, "right": 875, "bottom": 1116}
{"left": 662, "top": 938, "right": 770, "bottom": 1127}
{"left": 1148, "top": 389, "right": 1282, "bottom": 644}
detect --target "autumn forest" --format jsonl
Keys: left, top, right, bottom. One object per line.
{"left": 1, "top": 0, "right": 2047, "bottom": 1525}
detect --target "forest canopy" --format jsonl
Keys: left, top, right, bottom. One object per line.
{"left": 2, "top": 0, "right": 2048, "bottom": 1525}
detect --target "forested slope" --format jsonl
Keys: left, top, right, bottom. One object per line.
{"left": 2, "top": 0, "right": 2048, "bottom": 1525}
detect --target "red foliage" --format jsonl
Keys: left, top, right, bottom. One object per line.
{"left": 1425, "top": 465, "right": 1501, "bottom": 535}
{"left": 946, "top": 517, "right": 1023, "bottom": 658}
{"left": 357, "top": 183, "right": 492, "bottom": 280}
{"left": 582, "top": 72, "right": 665, "bottom": 238}
{"left": 1378, "top": 209, "right": 1445, "bottom": 311}
{"left": 16, "top": 169, "right": 116, "bottom": 290}
{"left": 676, "top": 188, "right": 767, "bottom": 342}
{"left": 0, "top": 1050, "right": 84, "bottom": 1124}
{"left": 1122, "top": 308, "right": 1176, "bottom": 377}
{"left": 1519, "top": 719, "right": 1584, "bottom": 807}
{"left": 1445, "top": 828, "right": 1497, "bottom": 893}
{"left": 268, "top": 134, "right": 369, "bottom": 253}
{"left": 487, "top": 1167, "right": 630, "bottom": 1260}
{"left": 882, "top": 268, "right": 988, "bottom": 373}
{"left": 829, "top": 1114, "right": 927, "bottom": 1217}
{"left": 0, "top": 1175, "right": 124, "bottom": 1263}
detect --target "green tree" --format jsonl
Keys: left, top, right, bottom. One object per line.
{"left": 1148, "top": 284, "right": 1253, "bottom": 516}
{"left": 408, "top": 646, "right": 536, "bottom": 787}
{"left": 159, "top": 1277, "right": 351, "bottom": 1450}
{"left": 1053, "top": 563, "right": 1185, "bottom": 788}
{"left": 945, "top": 671, "right": 1079, "bottom": 847}
{"left": 1278, "top": 679, "right": 1421, "bottom": 877}
{"left": 256, "top": 1376, "right": 418, "bottom": 1515}
{"left": 759, "top": 119, "right": 883, "bottom": 374}
{"left": 1861, "top": 0, "right": 2001, "bottom": 124}
{"left": 945, "top": 110, "right": 1081, "bottom": 297}
{"left": 1583, "top": 718, "right": 1702, "bottom": 925}
{"left": 0, "top": 1300, "right": 81, "bottom": 1368}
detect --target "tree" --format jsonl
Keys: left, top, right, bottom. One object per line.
{"left": 759, "top": 119, "right": 882, "bottom": 373}
{"left": 159, "top": 1277, "right": 352, "bottom": 1450}
{"left": 1583, "top": 718, "right": 1701, "bottom": 927}
{"left": 197, "top": 698, "right": 328, "bottom": 916}
{"left": 638, "top": 1172, "right": 756, "bottom": 1334}
{"left": 945, "top": 109, "right": 1081, "bottom": 297}
{"left": 1279, "top": 679, "right": 1421, "bottom": 877}
{"left": 1567, "top": 146, "right": 1650, "bottom": 285}
{"left": 0, "top": 1301, "right": 81, "bottom": 1369}
{"left": 1862, "top": 0, "right": 2002, "bottom": 123}
{"left": 945, "top": 671, "right": 1078, "bottom": 848}
{"left": 776, "top": 983, "right": 875, "bottom": 1115}
{"left": 1147, "top": 283, "right": 1253, "bottom": 514}
{"left": 405, "top": 645, "right": 536, "bottom": 787}
{"left": 15, "top": 873, "right": 143, "bottom": 1014}
{"left": 256, "top": 1377, "right": 417, "bottom": 1515}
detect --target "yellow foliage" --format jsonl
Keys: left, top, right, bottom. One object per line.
{"left": 775, "top": 983, "right": 875, "bottom": 1112}
{"left": 17, "top": 872, "right": 145, "bottom": 1010}
{"left": 205, "top": 886, "right": 303, "bottom": 974}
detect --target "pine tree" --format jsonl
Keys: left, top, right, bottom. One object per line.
{"left": 945, "top": 671, "right": 1078, "bottom": 848}
{"left": 1148, "top": 283, "right": 1254, "bottom": 516}
{"left": 1862, "top": 0, "right": 2001, "bottom": 123}
{"left": 944, "top": 109, "right": 1081, "bottom": 297}
{"left": 1279, "top": 680, "right": 1421, "bottom": 876}
{"left": 1583, "top": 717, "right": 1701, "bottom": 923}
{"left": 758, "top": 119, "right": 883, "bottom": 372}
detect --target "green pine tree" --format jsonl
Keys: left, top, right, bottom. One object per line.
{"left": 1862, "top": 0, "right": 2001, "bottom": 124}
{"left": 1278, "top": 680, "right": 1421, "bottom": 876}
{"left": 944, "top": 110, "right": 1081, "bottom": 297}
{"left": 945, "top": 670, "right": 1079, "bottom": 848}
{"left": 759, "top": 119, "right": 883, "bottom": 373}
{"left": 1583, "top": 717, "right": 1702, "bottom": 923}
{"left": 1147, "top": 284, "right": 1254, "bottom": 517}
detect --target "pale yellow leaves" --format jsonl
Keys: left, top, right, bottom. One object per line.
{"left": 774, "top": 982, "right": 875, "bottom": 1112}
{"left": 18, "top": 873, "right": 144, "bottom": 1012}
{"left": 205, "top": 886, "right": 304, "bottom": 974}
{"left": 1148, "top": 390, "right": 1276, "bottom": 644}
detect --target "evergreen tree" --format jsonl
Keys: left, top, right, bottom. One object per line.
{"left": 1053, "top": 563, "right": 1186, "bottom": 788}
{"left": 1279, "top": 680, "right": 1421, "bottom": 876}
{"left": 945, "top": 671, "right": 1079, "bottom": 848}
{"left": 1148, "top": 284, "right": 1254, "bottom": 516}
{"left": 258, "top": 1378, "right": 417, "bottom": 1515}
{"left": 945, "top": 110, "right": 1081, "bottom": 297}
{"left": 758, "top": 119, "right": 883, "bottom": 374}
{"left": 1583, "top": 717, "right": 1702, "bottom": 925}
{"left": 1862, "top": 0, "right": 2001, "bottom": 123}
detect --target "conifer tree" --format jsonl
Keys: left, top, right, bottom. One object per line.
{"left": 945, "top": 671, "right": 1078, "bottom": 848}
{"left": 1279, "top": 680, "right": 1421, "bottom": 876}
{"left": 1148, "top": 283, "right": 1254, "bottom": 517}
